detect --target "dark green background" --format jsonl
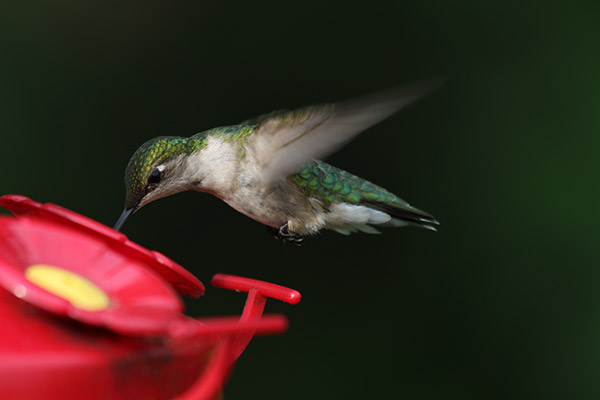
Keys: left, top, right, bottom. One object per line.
{"left": 1, "top": 1, "right": 599, "bottom": 399}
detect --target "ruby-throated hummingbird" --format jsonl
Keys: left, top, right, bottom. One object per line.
{"left": 114, "top": 81, "right": 440, "bottom": 244}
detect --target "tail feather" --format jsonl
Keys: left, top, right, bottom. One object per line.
{"left": 325, "top": 202, "right": 437, "bottom": 235}
{"left": 364, "top": 201, "right": 439, "bottom": 231}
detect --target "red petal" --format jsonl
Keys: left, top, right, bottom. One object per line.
{"left": 0, "top": 195, "right": 204, "bottom": 297}
{"left": 0, "top": 216, "right": 185, "bottom": 336}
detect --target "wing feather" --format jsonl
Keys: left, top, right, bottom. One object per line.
{"left": 246, "top": 79, "right": 443, "bottom": 182}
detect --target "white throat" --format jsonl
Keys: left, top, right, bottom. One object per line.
{"left": 184, "top": 135, "right": 240, "bottom": 195}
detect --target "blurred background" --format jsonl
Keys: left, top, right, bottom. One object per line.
{"left": 1, "top": 1, "right": 599, "bottom": 399}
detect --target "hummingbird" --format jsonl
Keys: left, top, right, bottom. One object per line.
{"left": 114, "top": 81, "right": 440, "bottom": 244}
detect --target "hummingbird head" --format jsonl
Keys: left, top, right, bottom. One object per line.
{"left": 114, "top": 136, "right": 198, "bottom": 231}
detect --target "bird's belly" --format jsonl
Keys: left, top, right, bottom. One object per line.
{"left": 221, "top": 188, "right": 289, "bottom": 229}
{"left": 207, "top": 164, "right": 324, "bottom": 234}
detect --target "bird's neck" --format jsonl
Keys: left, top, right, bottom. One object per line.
{"left": 182, "top": 135, "right": 241, "bottom": 195}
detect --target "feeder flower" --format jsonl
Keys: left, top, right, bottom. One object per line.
{"left": 0, "top": 194, "right": 204, "bottom": 298}
{"left": 0, "top": 215, "right": 184, "bottom": 335}
{"left": 0, "top": 194, "right": 301, "bottom": 400}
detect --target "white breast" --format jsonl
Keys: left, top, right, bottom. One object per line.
{"left": 185, "top": 136, "right": 291, "bottom": 228}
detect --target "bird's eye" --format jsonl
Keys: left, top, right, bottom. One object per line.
{"left": 148, "top": 169, "right": 162, "bottom": 186}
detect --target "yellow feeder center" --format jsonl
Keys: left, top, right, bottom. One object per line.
{"left": 25, "top": 264, "right": 110, "bottom": 311}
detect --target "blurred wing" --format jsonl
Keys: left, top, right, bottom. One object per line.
{"left": 247, "top": 79, "right": 443, "bottom": 183}
{"left": 239, "top": 109, "right": 288, "bottom": 126}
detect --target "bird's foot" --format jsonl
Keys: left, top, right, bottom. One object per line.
{"left": 266, "top": 223, "right": 304, "bottom": 246}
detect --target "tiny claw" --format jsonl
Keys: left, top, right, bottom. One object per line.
{"left": 266, "top": 223, "right": 304, "bottom": 246}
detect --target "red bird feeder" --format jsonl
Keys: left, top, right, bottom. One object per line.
{"left": 0, "top": 195, "right": 301, "bottom": 400}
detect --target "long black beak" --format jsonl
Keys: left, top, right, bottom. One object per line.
{"left": 114, "top": 208, "right": 133, "bottom": 231}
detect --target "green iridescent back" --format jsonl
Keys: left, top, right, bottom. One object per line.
{"left": 196, "top": 124, "right": 409, "bottom": 209}
{"left": 291, "top": 160, "right": 410, "bottom": 208}
{"left": 200, "top": 124, "right": 256, "bottom": 157}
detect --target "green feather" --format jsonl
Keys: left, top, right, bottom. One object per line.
{"left": 290, "top": 160, "right": 437, "bottom": 226}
